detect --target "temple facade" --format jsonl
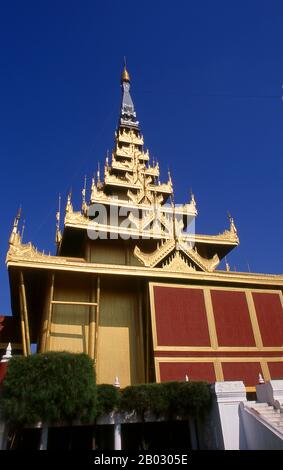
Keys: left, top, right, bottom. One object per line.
{"left": 4, "top": 66, "right": 283, "bottom": 391}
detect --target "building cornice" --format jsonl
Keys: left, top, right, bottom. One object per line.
{"left": 6, "top": 254, "right": 283, "bottom": 286}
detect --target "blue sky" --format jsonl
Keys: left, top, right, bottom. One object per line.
{"left": 0, "top": 1, "right": 282, "bottom": 314}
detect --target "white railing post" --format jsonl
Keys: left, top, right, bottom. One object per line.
{"left": 39, "top": 424, "right": 48, "bottom": 450}
{"left": 113, "top": 376, "right": 121, "bottom": 450}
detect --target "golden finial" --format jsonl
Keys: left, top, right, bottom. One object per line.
{"left": 56, "top": 194, "right": 61, "bottom": 224}
{"left": 56, "top": 194, "right": 62, "bottom": 245}
{"left": 15, "top": 206, "right": 21, "bottom": 227}
{"left": 81, "top": 176, "right": 87, "bottom": 214}
{"left": 190, "top": 189, "right": 196, "bottom": 207}
{"left": 90, "top": 176, "right": 97, "bottom": 203}
{"left": 66, "top": 191, "right": 73, "bottom": 214}
{"left": 227, "top": 211, "right": 237, "bottom": 234}
{"left": 97, "top": 162, "right": 100, "bottom": 181}
{"left": 97, "top": 162, "right": 103, "bottom": 189}
{"left": 21, "top": 219, "right": 25, "bottom": 241}
{"left": 121, "top": 57, "right": 130, "bottom": 82}
{"left": 225, "top": 257, "right": 230, "bottom": 272}
{"left": 168, "top": 169, "right": 173, "bottom": 190}
{"left": 9, "top": 206, "right": 21, "bottom": 245}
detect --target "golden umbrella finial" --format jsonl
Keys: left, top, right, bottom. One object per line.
{"left": 121, "top": 56, "right": 130, "bottom": 82}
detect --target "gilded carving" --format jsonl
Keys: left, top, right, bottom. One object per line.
{"left": 134, "top": 240, "right": 175, "bottom": 267}
{"left": 162, "top": 251, "right": 196, "bottom": 273}
{"left": 183, "top": 247, "right": 220, "bottom": 272}
{"left": 118, "top": 128, "right": 144, "bottom": 145}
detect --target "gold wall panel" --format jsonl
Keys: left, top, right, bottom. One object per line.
{"left": 49, "top": 273, "right": 90, "bottom": 354}
{"left": 96, "top": 283, "right": 143, "bottom": 387}
{"left": 90, "top": 241, "right": 126, "bottom": 265}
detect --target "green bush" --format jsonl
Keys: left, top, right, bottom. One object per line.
{"left": 120, "top": 383, "right": 168, "bottom": 417}
{"left": 2, "top": 352, "right": 97, "bottom": 427}
{"left": 165, "top": 381, "right": 212, "bottom": 417}
{"left": 2, "top": 353, "right": 211, "bottom": 426}
{"left": 97, "top": 384, "right": 120, "bottom": 415}
{"left": 120, "top": 381, "right": 211, "bottom": 418}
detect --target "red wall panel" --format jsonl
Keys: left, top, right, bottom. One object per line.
{"left": 159, "top": 362, "right": 216, "bottom": 383}
{"left": 153, "top": 286, "right": 210, "bottom": 346}
{"left": 222, "top": 362, "right": 262, "bottom": 387}
{"left": 268, "top": 362, "right": 283, "bottom": 379}
{"left": 252, "top": 292, "right": 283, "bottom": 347}
{"left": 0, "top": 362, "right": 7, "bottom": 385}
{"left": 211, "top": 290, "right": 255, "bottom": 347}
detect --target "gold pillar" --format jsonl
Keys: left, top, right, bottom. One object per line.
{"left": 145, "top": 286, "right": 150, "bottom": 383}
{"left": 88, "top": 276, "right": 96, "bottom": 359}
{"left": 94, "top": 276, "right": 101, "bottom": 365}
{"left": 137, "top": 281, "right": 145, "bottom": 383}
{"left": 46, "top": 273, "right": 55, "bottom": 351}
{"left": 19, "top": 271, "right": 31, "bottom": 355}
{"left": 18, "top": 284, "right": 27, "bottom": 356}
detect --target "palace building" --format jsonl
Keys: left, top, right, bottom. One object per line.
{"left": 3, "top": 65, "right": 283, "bottom": 392}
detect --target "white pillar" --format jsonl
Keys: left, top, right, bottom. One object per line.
{"left": 114, "top": 420, "right": 122, "bottom": 450}
{"left": 113, "top": 376, "right": 121, "bottom": 450}
{"left": 212, "top": 381, "right": 247, "bottom": 450}
{"left": 39, "top": 424, "right": 48, "bottom": 450}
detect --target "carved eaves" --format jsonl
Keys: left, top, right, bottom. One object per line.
{"left": 134, "top": 240, "right": 175, "bottom": 267}
{"left": 117, "top": 129, "right": 144, "bottom": 146}
{"left": 182, "top": 247, "right": 220, "bottom": 272}
{"left": 133, "top": 238, "right": 220, "bottom": 273}
{"left": 7, "top": 240, "right": 51, "bottom": 263}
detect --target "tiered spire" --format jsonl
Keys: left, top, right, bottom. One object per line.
{"left": 100, "top": 64, "right": 173, "bottom": 206}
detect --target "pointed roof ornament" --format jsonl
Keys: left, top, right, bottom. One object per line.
{"left": 13, "top": 207, "right": 21, "bottom": 231}
{"left": 227, "top": 211, "right": 237, "bottom": 235}
{"left": 121, "top": 57, "right": 130, "bottom": 83}
{"left": 168, "top": 169, "right": 173, "bottom": 191}
{"left": 225, "top": 257, "right": 230, "bottom": 272}
{"left": 9, "top": 207, "right": 22, "bottom": 245}
{"left": 190, "top": 189, "right": 196, "bottom": 209}
{"left": 55, "top": 194, "right": 62, "bottom": 246}
{"left": 1, "top": 342, "right": 12, "bottom": 363}
{"left": 66, "top": 191, "right": 73, "bottom": 215}
{"left": 120, "top": 60, "right": 139, "bottom": 129}
{"left": 97, "top": 162, "right": 101, "bottom": 183}
{"left": 21, "top": 219, "right": 25, "bottom": 242}
{"left": 90, "top": 176, "right": 97, "bottom": 203}
{"left": 105, "top": 149, "right": 109, "bottom": 166}
{"left": 81, "top": 176, "right": 88, "bottom": 214}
